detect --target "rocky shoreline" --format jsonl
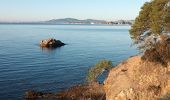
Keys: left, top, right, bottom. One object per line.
{"left": 25, "top": 82, "right": 105, "bottom": 100}
{"left": 104, "top": 56, "right": 170, "bottom": 100}
{"left": 25, "top": 56, "right": 170, "bottom": 100}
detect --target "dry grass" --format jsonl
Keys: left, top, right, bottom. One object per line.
{"left": 142, "top": 35, "right": 170, "bottom": 66}
{"left": 25, "top": 82, "right": 105, "bottom": 100}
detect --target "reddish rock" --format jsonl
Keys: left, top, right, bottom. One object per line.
{"left": 40, "top": 38, "right": 65, "bottom": 48}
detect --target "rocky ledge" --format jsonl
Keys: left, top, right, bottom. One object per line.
{"left": 40, "top": 38, "right": 65, "bottom": 48}
{"left": 104, "top": 56, "right": 170, "bottom": 100}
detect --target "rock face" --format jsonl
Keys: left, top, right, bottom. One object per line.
{"left": 104, "top": 56, "right": 170, "bottom": 100}
{"left": 40, "top": 38, "right": 65, "bottom": 48}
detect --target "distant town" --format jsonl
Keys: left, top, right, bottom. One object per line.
{"left": 0, "top": 18, "right": 134, "bottom": 25}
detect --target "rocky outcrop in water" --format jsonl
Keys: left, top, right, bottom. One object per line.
{"left": 104, "top": 56, "right": 170, "bottom": 100}
{"left": 40, "top": 38, "right": 65, "bottom": 48}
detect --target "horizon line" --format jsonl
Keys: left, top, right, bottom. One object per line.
{"left": 0, "top": 18, "right": 134, "bottom": 23}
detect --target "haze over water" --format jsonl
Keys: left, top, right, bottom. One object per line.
{"left": 0, "top": 24, "right": 137, "bottom": 100}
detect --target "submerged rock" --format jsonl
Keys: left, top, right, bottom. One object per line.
{"left": 40, "top": 38, "right": 65, "bottom": 48}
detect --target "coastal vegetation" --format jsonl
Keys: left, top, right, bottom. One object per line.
{"left": 142, "top": 35, "right": 170, "bottom": 66}
{"left": 25, "top": 83, "right": 105, "bottom": 100}
{"left": 129, "top": 0, "right": 170, "bottom": 65}
{"left": 86, "top": 60, "right": 113, "bottom": 83}
{"left": 130, "top": 0, "right": 170, "bottom": 51}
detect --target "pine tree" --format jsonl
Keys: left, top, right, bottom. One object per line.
{"left": 129, "top": 0, "right": 170, "bottom": 51}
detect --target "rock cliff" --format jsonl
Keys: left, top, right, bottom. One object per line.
{"left": 104, "top": 56, "right": 170, "bottom": 100}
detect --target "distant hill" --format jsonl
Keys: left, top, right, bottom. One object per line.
{"left": 45, "top": 18, "right": 107, "bottom": 24}
{"left": 0, "top": 18, "right": 134, "bottom": 25}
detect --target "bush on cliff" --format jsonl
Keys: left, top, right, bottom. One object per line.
{"left": 142, "top": 34, "right": 170, "bottom": 66}
{"left": 86, "top": 60, "right": 112, "bottom": 83}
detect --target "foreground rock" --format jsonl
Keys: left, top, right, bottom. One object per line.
{"left": 40, "top": 38, "right": 65, "bottom": 48}
{"left": 25, "top": 82, "right": 105, "bottom": 100}
{"left": 104, "top": 56, "right": 170, "bottom": 100}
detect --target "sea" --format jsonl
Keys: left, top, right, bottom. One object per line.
{"left": 0, "top": 24, "right": 138, "bottom": 100}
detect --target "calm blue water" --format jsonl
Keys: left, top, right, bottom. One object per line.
{"left": 0, "top": 24, "right": 137, "bottom": 100}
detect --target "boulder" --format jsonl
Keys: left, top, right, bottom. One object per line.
{"left": 40, "top": 38, "right": 65, "bottom": 48}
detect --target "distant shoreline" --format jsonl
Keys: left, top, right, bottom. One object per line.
{"left": 0, "top": 18, "right": 133, "bottom": 25}
{"left": 0, "top": 23, "right": 131, "bottom": 26}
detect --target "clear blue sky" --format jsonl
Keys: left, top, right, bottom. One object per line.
{"left": 0, "top": 0, "right": 149, "bottom": 22}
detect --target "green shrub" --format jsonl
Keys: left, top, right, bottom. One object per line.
{"left": 86, "top": 60, "right": 113, "bottom": 83}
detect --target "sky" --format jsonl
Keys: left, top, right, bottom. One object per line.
{"left": 0, "top": 0, "right": 150, "bottom": 22}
